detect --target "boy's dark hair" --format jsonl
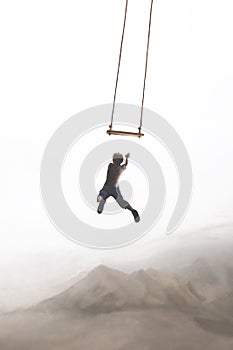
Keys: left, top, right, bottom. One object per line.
{"left": 113, "top": 152, "right": 123, "bottom": 165}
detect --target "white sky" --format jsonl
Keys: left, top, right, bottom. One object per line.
{"left": 0, "top": 0, "right": 233, "bottom": 262}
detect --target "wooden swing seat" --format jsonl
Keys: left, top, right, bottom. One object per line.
{"left": 107, "top": 129, "right": 144, "bottom": 138}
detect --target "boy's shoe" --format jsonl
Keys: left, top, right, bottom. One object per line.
{"left": 132, "top": 209, "right": 140, "bottom": 223}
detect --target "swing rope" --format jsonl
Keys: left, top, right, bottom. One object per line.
{"left": 109, "top": 0, "right": 129, "bottom": 130}
{"left": 139, "top": 0, "right": 154, "bottom": 134}
{"left": 108, "top": 0, "right": 154, "bottom": 138}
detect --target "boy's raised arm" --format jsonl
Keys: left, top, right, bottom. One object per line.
{"left": 123, "top": 153, "right": 130, "bottom": 167}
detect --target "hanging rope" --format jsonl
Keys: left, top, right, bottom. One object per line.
{"left": 139, "top": 0, "right": 154, "bottom": 133}
{"left": 108, "top": 0, "right": 154, "bottom": 137}
{"left": 109, "top": 0, "right": 129, "bottom": 130}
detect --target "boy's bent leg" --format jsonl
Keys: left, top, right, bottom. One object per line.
{"left": 115, "top": 188, "right": 129, "bottom": 209}
{"left": 97, "top": 195, "right": 103, "bottom": 202}
{"left": 115, "top": 187, "right": 140, "bottom": 223}
{"left": 97, "top": 188, "right": 109, "bottom": 214}
{"left": 125, "top": 203, "right": 133, "bottom": 211}
{"left": 97, "top": 199, "right": 106, "bottom": 214}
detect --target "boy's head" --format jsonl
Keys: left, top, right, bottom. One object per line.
{"left": 113, "top": 152, "right": 123, "bottom": 166}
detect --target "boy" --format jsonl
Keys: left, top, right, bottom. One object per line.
{"left": 97, "top": 152, "right": 140, "bottom": 223}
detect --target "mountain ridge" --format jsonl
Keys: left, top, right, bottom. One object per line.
{"left": 36, "top": 265, "right": 202, "bottom": 314}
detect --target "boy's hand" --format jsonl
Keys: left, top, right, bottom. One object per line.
{"left": 125, "top": 153, "right": 130, "bottom": 159}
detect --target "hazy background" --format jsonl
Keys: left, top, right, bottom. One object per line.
{"left": 0, "top": 0, "right": 233, "bottom": 312}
